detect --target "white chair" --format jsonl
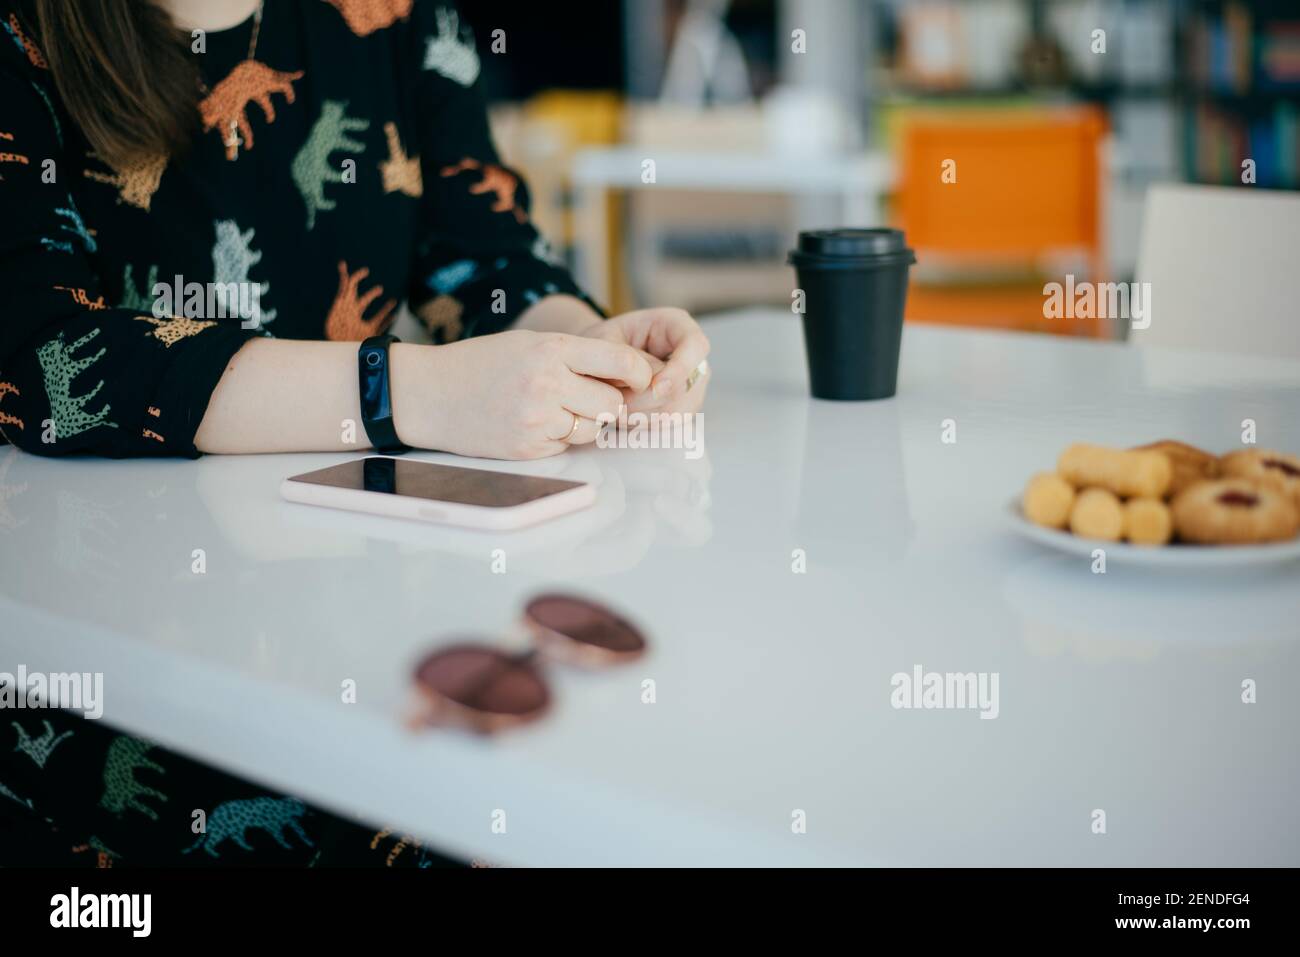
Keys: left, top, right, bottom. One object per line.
{"left": 1132, "top": 184, "right": 1300, "bottom": 359}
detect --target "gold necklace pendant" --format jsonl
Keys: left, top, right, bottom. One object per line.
{"left": 201, "top": 1, "right": 261, "bottom": 161}
{"left": 227, "top": 0, "right": 263, "bottom": 162}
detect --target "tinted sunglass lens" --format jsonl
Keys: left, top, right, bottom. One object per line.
{"left": 525, "top": 595, "right": 646, "bottom": 655}
{"left": 415, "top": 645, "right": 547, "bottom": 716}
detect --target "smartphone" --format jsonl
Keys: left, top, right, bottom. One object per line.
{"left": 280, "top": 457, "right": 595, "bottom": 530}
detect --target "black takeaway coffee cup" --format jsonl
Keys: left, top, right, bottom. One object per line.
{"left": 788, "top": 228, "right": 916, "bottom": 401}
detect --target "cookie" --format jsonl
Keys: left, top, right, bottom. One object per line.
{"left": 1022, "top": 472, "right": 1075, "bottom": 529}
{"left": 1123, "top": 497, "right": 1173, "bottom": 546}
{"left": 1171, "top": 478, "right": 1299, "bottom": 545}
{"left": 1132, "top": 439, "right": 1219, "bottom": 497}
{"left": 1220, "top": 450, "right": 1300, "bottom": 510}
{"left": 1058, "top": 443, "right": 1171, "bottom": 499}
{"left": 1069, "top": 487, "right": 1124, "bottom": 541}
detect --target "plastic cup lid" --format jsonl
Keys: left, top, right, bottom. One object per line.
{"left": 797, "top": 228, "right": 910, "bottom": 258}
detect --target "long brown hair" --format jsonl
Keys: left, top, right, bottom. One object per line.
{"left": 21, "top": 0, "right": 198, "bottom": 166}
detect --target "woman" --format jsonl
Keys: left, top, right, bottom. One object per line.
{"left": 0, "top": 0, "right": 708, "bottom": 866}
{"left": 0, "top": 0, "right": 708, "bottom": 460}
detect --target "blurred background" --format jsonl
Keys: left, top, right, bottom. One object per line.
{"left": 460, "top": 0, "right": 1300, "bottom": 337}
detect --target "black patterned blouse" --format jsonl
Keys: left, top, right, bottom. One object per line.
{"left": 0, "top": 0, "right": 593, "bottom": 458}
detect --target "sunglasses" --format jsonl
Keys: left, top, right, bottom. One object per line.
{"left": 409, "top": 594, "right": 647, "bottom": 734}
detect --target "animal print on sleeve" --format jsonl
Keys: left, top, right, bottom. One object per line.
{"left": 3, "top": 12, "right": 46, "bottom": 69}
{"left": 325, "top": 261, "right": 396, "bottom": 340}
{"left": 440, "top": 157, "right": 527, "bottom": 223}
{"left": 0, "top": 381, "right": 23, "bottom": 436}
{"left": 41, "top": 202, "right": 96, "bottom": 255}
{"left": 35, "top": 328, "right": 118, "bottom": 441}
{"left": 136, "top": 316, "right": 218, "bottom": 348}
{"left": 0, "top": 128, "right": 28, "bottom": 181}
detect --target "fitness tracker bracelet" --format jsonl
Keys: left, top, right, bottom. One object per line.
{"left": 358, "top": 334, "right": 410, "bottom": 454}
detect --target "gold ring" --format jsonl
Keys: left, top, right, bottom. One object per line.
{"left": 686, "top": 358, "right": 710, "bottom": 391}
{"left": 563, "top": 412, "right": 581, "bottom": 442}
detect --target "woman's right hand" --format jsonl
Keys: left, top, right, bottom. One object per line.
{"left": 391, "top": 330, "right": 653, "bottom": 459}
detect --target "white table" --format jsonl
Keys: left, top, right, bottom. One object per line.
{"left": 570, "top": 147, "right": 893, "bottom": 305}
{"left": 3, "top": 310, "right": 1299, "bottom": 866}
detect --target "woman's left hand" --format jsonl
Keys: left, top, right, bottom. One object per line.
{"left": 579, "top": 307, "right": 710, "bottom": 414}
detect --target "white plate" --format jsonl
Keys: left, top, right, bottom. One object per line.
{"left": 1005, "top": 499, "right": 1300, "bottom": 569}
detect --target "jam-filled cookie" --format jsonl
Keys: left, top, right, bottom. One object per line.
{"left": 1132, "top": 439, "right": 1219, "bottom": 497}
{"left": 1220, "top": 450, "right": 1300, "bottom": 510}
{"left": 1171, "top": 478, "right": 1299, "bottom": 545}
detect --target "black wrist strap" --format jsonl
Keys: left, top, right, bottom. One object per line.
{"left": 358, "top": 335, "right": 410, "bottom": 454}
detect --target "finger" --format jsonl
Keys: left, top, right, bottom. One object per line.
{"left": 622, "top": 370, "right": 708, "bottom": 415}
{"left": 561, "top": 371, "right": 624, "bottom": 422}
{"left": 560, "top": 337, "right": 653, "bottom": 393}
{"left": 596, "top": 349, "right": 665, "bottom": 390}
{"left": 577, "top": 319, "right": 628, "bottom": 346}
{"left": 617, "top": 307, "right": 697, "bottom": 358}
{"left": 651, "top": 328, "right": 710, "bottom": 403}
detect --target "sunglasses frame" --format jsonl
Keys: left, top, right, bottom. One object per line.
{"left": 409, "top": 594, "right": 646, "bottom": 735}
{"left": 409, "top": 642, "right": 551, "bottom": 735}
